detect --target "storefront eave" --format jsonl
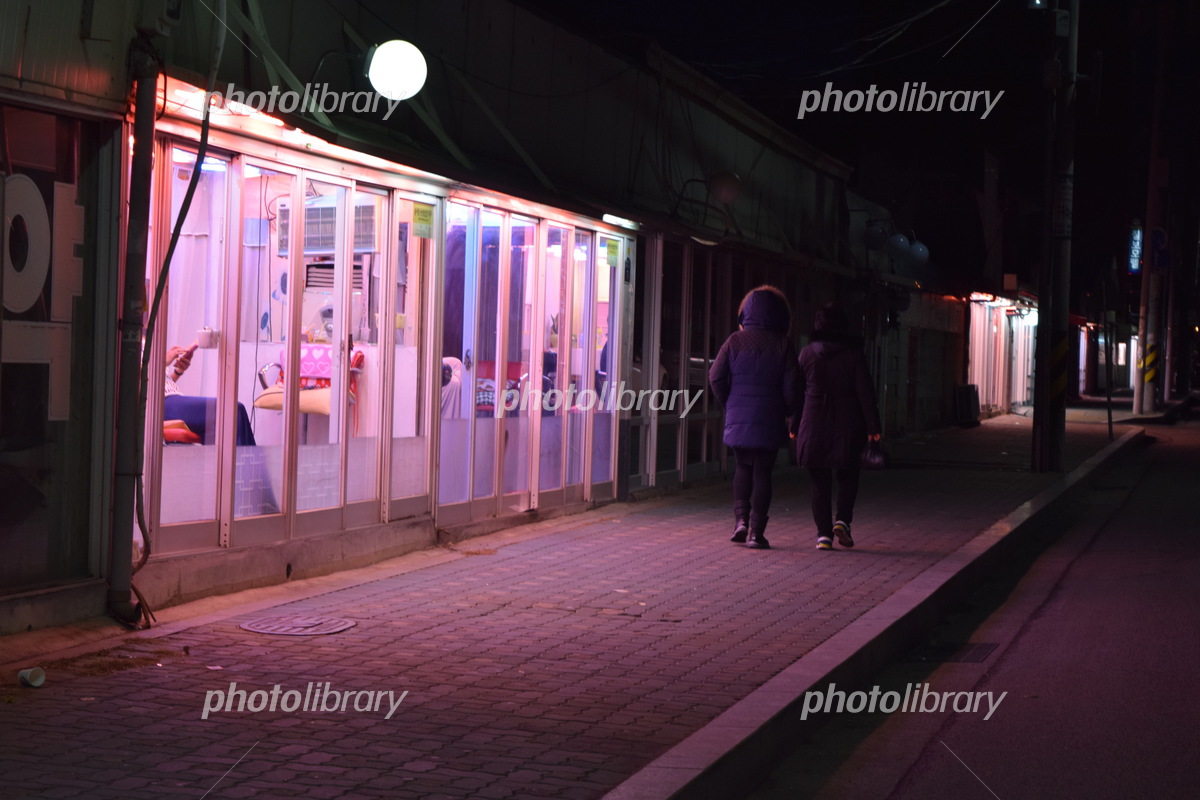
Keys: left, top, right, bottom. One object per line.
{"left": 201, "top": 99, "right": 648, "bottom": 235}
{"left": 0, "top": 81, "right": 126, "bottom": 119}
{"left": 156, "top": 110, "right": 649, "bottom": 256}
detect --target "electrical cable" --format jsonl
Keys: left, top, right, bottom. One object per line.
{"left": 685, "top": 0, "right": 969, "bottom": 81}
{"left": 122, "top": 0, "right": 227, "bottom": 629}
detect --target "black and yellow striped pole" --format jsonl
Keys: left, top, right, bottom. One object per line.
{"left": 1139, "top": 342, "right": 1160, "bottom": 411}
{"left": 1140, "top": 343, "right": 1159, "bottom": 384}
{"left": 1135, "top": 265, "right": 1163, "bottom": 415}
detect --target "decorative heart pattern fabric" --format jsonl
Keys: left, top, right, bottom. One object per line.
{"left": 271, "top": 345, "right": 363, "bottom": 399}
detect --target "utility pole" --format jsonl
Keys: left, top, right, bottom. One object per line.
{"left": 1134, "top": 2, "right": 1172, "bottom": 415}
{"left": 109, "top": 39, "right": 159, "bottom": 623}
{"left": 1033, "top": 0, "right": 1079, "bottom": 473}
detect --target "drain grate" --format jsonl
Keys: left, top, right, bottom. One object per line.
{"left": 906, "top": 642, "right": 998, "bottom": 664}
{"left": 240, "top": 615, "right": 356, "bottom": 636}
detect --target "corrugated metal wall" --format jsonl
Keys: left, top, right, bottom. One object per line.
{"left": 0, "top": 1, "right": 134, "bottom": 111}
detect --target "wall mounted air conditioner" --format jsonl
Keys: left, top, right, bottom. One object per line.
{"left": 277, "top": 196, "right": 378, "bottom": 256}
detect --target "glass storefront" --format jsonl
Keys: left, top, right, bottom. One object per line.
{"left": 145, "top": 110, "right": 630, "bottom": 551}
{"left": 436, "top": 205, "right": 625, "bottom": 522}
{"left": 623, "top": 235, "right": 741, "bottom": 491}
{"left": 148, "top": 133, "right": 442, "bottom": 552}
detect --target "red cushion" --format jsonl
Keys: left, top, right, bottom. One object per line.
{"left": 163, "top": 424, "right": 201, "bottom": 444}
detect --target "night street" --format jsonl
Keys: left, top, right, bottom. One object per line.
{"left": 749, "top": 414, "right": 1200, "bottom": 800}
{"left": 0, "top": 416, "right": 1150, "bottom": 798}
{"left": 4, "top": 1, "right": 1200, "bottom": 798}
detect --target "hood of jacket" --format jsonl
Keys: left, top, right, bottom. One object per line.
{"left": 740, "top": 289, "right": 790, "bottom": 334}
{"left": 809, "top": 329, "right": 864, "bottom": 357}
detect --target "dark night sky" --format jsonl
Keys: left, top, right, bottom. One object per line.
{"left": 526, "top": 0, "right": 1074, "bottom": 163}
{"left": 521, "top": 0, "right": 1187, "bottom": 310}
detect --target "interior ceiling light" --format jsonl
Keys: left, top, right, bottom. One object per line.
{"left": 366, "top": 40, "right": 428, "bottom": 101}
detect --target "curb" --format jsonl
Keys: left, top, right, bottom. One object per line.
{"left": 602, "top": 427, "right": 1145, "bottom": 800}
{"left": 1113, "top": 392, "right": 1197, "bottom": 426}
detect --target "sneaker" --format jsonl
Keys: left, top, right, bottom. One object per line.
{"left": 833, "top": 520, "right": 854, "bottom": 548}
{"left": 730, "top": 518, "right": 749, "bottom": 544}
{"left": 816, "top": 536, "right": 833, "bottom": 550}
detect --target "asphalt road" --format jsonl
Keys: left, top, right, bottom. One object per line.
{"left": 747, "top": 417, "right": 1200, "bottom": 800}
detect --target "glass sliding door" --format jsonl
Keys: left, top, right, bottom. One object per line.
{"left": 438, "top": 203, "right": 479, "bottom": 509}
{"left": 155, "top": 148, "right": 228, "bottom": 546}
{"left": 656, "top": 239, "right": 685, "bottom": 486}
{"left": 437, "top": 205, "right": 537, "bottom": 522}
{"left": 537, "top": 225, "right": 569, "bottom": 496}
{"left": 590, "top": 233, "right": 621, "bottom": 495}
{"left": 500, "top": 217, "right": 536, "bottom": 512}
{"left": 233, "top": 163, "right": 292, "bottom": 532}
{"left": 626, "top": 233, "right": 657, "bottom": 492}
{"left": 294, "top": 178, "right": 352, "bottom": 516}
{"left": 565, "top": 231, "right": 590, "bottom": 495}
{"left": 684, "top": 247, "right": 711, "bottom": 480}
{"left": 343, "top": 186, "right": 387, "bottom": 524}
{"left": 388, "top": 196, "right": 430, "bottom": 516}
{"left": 472, "top": 210, "right": 504, "bottom": 502}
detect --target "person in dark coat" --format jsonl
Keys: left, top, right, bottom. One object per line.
{"left": 792, "top": 303, "right": 881, "bottom": 550}
{"left": 709, "top": 286, "right": 800, "bottom": 549}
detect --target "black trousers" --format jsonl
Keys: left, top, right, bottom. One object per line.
{"left": 808, "top": 467, "right": 861, "bottom": 537}
{"left": 732, "top": 446, "right": 777, "bottom": 524}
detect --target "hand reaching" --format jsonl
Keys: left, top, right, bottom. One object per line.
{"left": 167, "top": 342, "right": 197, "bottom": 379}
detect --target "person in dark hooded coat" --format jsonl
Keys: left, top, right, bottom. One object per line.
{"left": 792, "top": 303, "right": 882, "bottom": 550}
{"left": 709, "top": 286, "right": 800, "bottom": 549}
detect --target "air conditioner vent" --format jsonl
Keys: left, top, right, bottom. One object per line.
{"left": 306, "top": 261, "right": 364, "bottom": 290}
{"left": 277, "top": 199, "right": 377, "bottom": 255}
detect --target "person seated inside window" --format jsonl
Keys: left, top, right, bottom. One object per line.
{"left": 440, "top": 356, "right": 464, "bottom": 418}
{"left": 164, "top": 342, "right": 257, "bottom": 446}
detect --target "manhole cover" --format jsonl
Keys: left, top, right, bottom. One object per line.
{"left": 240, "top": 615, "right": 356, "bottom": 636}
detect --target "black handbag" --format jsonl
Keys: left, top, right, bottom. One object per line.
{"left": 861, "top": 439, "right": 889, "bottom": 470}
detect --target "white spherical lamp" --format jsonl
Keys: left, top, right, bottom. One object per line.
{"left": 367, "top": 40, "right": 427, "bottom": 101}
{"left": 907, "top": 240, "right": 930, "bottom": 267}
{"left": 886, "top": 233, "right": 910, "bottom": 258}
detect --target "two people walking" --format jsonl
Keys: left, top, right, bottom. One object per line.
{"left": 709, "top": 288, "right": 881, "bottom": 550}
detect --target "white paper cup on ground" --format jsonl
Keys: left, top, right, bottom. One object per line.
{"left": 18, "top": 667, "right": 45, "bottom": 688}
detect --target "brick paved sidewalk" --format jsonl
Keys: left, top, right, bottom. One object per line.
{"left": 0, "top": 417, "right": 1133, "bottom": 799}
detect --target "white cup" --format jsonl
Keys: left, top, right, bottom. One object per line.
{"left": 196, "top": 327, "right": 219, "bottom": 349}
{"left": 18, "top": 667, "right": 45, "bottom": 688}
